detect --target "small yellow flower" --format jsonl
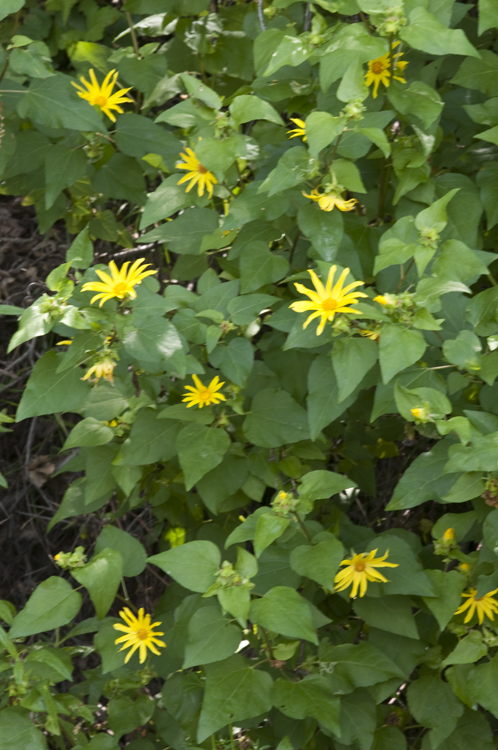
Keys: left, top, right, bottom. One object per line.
{"left": 359, "top": 329, "right": 380, "bottom": 341}
{"left": 54, "top": 553, "right": 60, "bottom": 561}
{"left": 177, "top": 147, "right": 218, "bottom": 198}
{"left": 82, "top": 357, "right": 116, "bottom": 383}
{"left": 71, "top": 69, "right": 133, "bottom": 122}
{"left": 165, "top": 527, "right": 186, "bottom": 548}
{"left": 182, "top": 375, "right": 226, "bottom": 408}
{"left": 287, "top": 118, "right": 306, "bottom": 141}
{"left": 443, "top": 528, "right": 455, "bottom": 541}
{"left": 303, "top": 187, "right": 358, "bottom": 213}
{"left": 460, "top": 563, "right": 470, "bottom": 572}
{"left": 454, "top": 588, "right": 498, "bottom": 625}
{"left": 334, "top": 549, "right": 398, "bottom": 598}
{"left": 56, "top": 339, "right": 73, "bottom": 346}
{"left": 365, "top": 42, "right": 408, "bottom": 98}
{"left": 374, "top": 295, "right": 388, "bottom": 305}
{"left": 289, "top": 266, "right": 367, "bottom": 336}
{"left": 81, "top": 258, "right": 156, "bottom": 307}
{"left": 113, "top": 607, "right": 166, "bottom": 663}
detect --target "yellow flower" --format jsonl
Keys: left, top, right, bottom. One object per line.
{"left": 443, "top": 528, "right": 455, "bottom": 541}
{"left": 374, "top": 295, "right": 388, "bottom": 305}
{"left": 114, "top": 607, "right": 166, "bottom": 663}
{"left": 182, "top": 375, "right": 226, "bottom": 408}
{"left": 177, "top": 147, "right": 218, "bottom": 198}
{"left": 287, "top": 118, "right": 306, "bottom": 141}
{"left": 454, "top": 588, "right": 498, "bottom": 625}
{"left": 56, "top": 339, "right": 73, "bottom": 346}
{"left": 81, "top": 258, "right": 156, "bottom": 307}
{"left": 289, "top": 266, "right": 367, "bottom": 335}
{"left": 303, "top": 187, "right": 358, "bottom": 213}
{"left": 365, "top": 42, "right": 408, "bottom": 98}
{"left": 54, "top": 553, "right": 60, "bottom": 562}
{"left": 71, "top": 69, "right": 132, "bottom": 122}
{"left": 359, "top": 329, "right": 380, "bottom": 341}
{"left": 81, "top": 357, "right": 116, "bottom": 383}
{"left": 334, "top": 549, "right": 398, "bottom": 598}
{"left": 460, "top": 563, "right": 470, "bottom": 572}
{"left": 165, "top": 527, "right": 186, "bottom": 548}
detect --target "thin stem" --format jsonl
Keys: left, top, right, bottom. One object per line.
{"left": 229, "top": 724, "right": 236, "bottom": 750}
{"left": 396, "top": 257, "right": 414, "bottom": 291}
{"left": 260, "top": 625, "right": 274, "bottom": 659}
{"left": 126, "top": 11, "right": 142, "bottom": 59}
{"left": 121, "top": 577, "right": 130, "bottom": 602}
{"left": 257, "top": 0, "right": 266, "bottom": 31}
{"left": 293, "top": 512, "right": 311, "bottom": 543}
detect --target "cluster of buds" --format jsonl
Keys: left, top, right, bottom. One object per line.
{"left": 410, "top": 405, "right": 433, "bottom": 424}
{"left": 343, "top": 99, "right": 367, "bottom": 122}
{"left": 374, "top": 291, "right": 419, "bottom": 326}
{"left": 271, "top": 490, "right": 298, "bottom": 518}
{"left": 418, "top": 226, "right": 440, "bottom": 249}
{"left": 433, "top": 527, "right": 457, "bottom": 557}
{"left": 376, "top": 4, "right": 407, "bottom": 36}
{"left": 482, "top": 477, "right": 498, "bottom": 507}
{"left": 205, "top": 561, "right": 255, "bottom": 596}
{"left": 54, "top": 546, "right": 87, "bottom": 570}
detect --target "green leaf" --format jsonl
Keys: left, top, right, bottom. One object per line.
{"left": 217, "top": 586, "right": 251, "bottom": 628}
{"left": 0, "top": 0, "right": 25, "bottom": 22}
{"left": 319, "top": 641, "right": 404, "bottom": 690}
{"left": 415, "top": 188, "right": 459, "bottom": 233}
{"left": 306, "top": 112, "right": 345, "bottom": 158}
{"left": 379, "top": 325, "right": 427, "bottom": 384}
{"left": 307, "top": 354, "right": 358, "bottom": 439}
{"left": 479, "top": 0, "right": 498, "bottom": 34}
{"left": 66, "top": 226, "right": 94, "bottom": 269}
{"left": 222, "top": 182, "right": 288, "bottom": 231}
{"left": 108, "top": 694, "right": 154, "bottom": 738}
{"left": 227, "top": 294, "right": 278, "bottom": 325}
{"left": 243, "top": 388, "right": 310, "bottom": 448}
{"left": 364, "top": 535, "right": 436, "bottom": 597}
{"left": 176, "top": 423, "right": 230, "bottom": 490}
{"left": 141, "top": 208, "right": 219, "bottom": 254}
{"left": 372, "top": 727, "right": 407, "bottom": 750}
{"left": 254, "top": 513, "right": 290, "bottom": 558}
{"left": 431, "top": 710, "right": 494, "bottom": 750}
{"left": 442, "top": 631, "right": 487, "bottom": 667}
{"left": 115, "top": 113, "right": 181, "bottom": 166}
{"left": 44, "top": 144, "right": 87, "bottom": 209}
{"left": 195, "top": 135, "right": 250, "bottom": 174}
{"left": 387, "top": 439, "right": 455, "bottom": 510}
{"left": 388, "top": 81, "right": 444, "bottom": 130}
{"left": 94, "top": 526, "right": 147, "bottom": 577}
{"left": 297, "top": 202, "right": 343, "bottom": 262}
{"left": 467, "top": 655, "right": 498, "bottom": 718}
{"left": 16, "top": 351, "right": 89, "bottom": 421}
{"left": 477, "top": 163, "right": 498, "bottom": 229}
{"left": 332, "top": 337, "right": 378, "bottom": 402}
{"left": 407, "top": 675, "right": 464, "bottom": 746}
{"left": 72, "top": 549, "right": 123, "bottom": 619}
{"left": 63, "top": 417, "right": 114, "bottom": 449}
{"left": 337, "top": 57, "right": 369, "bottom": 102}
{"left": 123, "top": 319, "right": 184, "bottom": 370}
{"left": 0, "top": 708, "right": 47, "bottom": 750}
{"left": 84, "top": 445, "right": 118, "bottom": 504}
{"left": 443, "top": 330, "right": 482, "bottom": 369}
{"left": 197, "top": 655, "right": 273, "bottom": 742}
{"left": 92, "top": 153, "right": 146, "bottom": 205}
{"left": 10, "top": 577, "right": 81, "bottom": 637}
{"left": 298, "top": 470, "right": 356, "bottom": 503}
{"left": 229, "top": 95, "right": 284, "bottom": 127}
{"left": 180, "top": 72, "right": 222, "bottom": 109}
{"left": 183, "top": 606, "right": 241, "bottom": 668}
{"left": 250, "top": 586, "right": 318, "bottom": 644}
{"left": 239, "top": 243, "right": 289, "bottom": 293}
{"left": 422, "top": 570, "right": 466, "bottom": 630}
{"left": 451, "top": 51, "right": 498, "bottom": 96}
{"left": 115, "top": 409, "right": 180, "bottom": 466}
{"left": 264, "top": 35, "right": 312, "bottom": 76}
{"left": 290, "top": 537, "right": 344, "bottom": 588}
{"left": 354, "top": 595, "right": 419, "bottom": 639}
{"left": 148, "top": 540, "right": 221, "bottom": 593}
{"left": 400, "top": 8, "right": 479, "bottom": 57}
{"left": 358, "top": 127, "right": 391, "bottom": 157}
{"left": 433, "top": 240, "right": 489, "bottom": 282}
{"left": 273, "top": 675, "right": 340, "bottom": 735}
{"left": 18, "top": 74, "right": 104, "bottom": 130}
{"left": 140, "top": 175, "right": 195, "bottom": 228}
{"left": 259, "top": 147, "right": 317, "bottom": 196}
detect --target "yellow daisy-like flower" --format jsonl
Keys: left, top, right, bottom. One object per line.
{"left": 182, "top": 375, "right": 226, "bottom": 408}
{"left": 81, "top": 357, "right": 116, "bottom": 383}
{"left": 334, "top": 549, "right": 398, "bottom": 598}
{"left": 71, "top": 69, "right": 133, "bottom": 122}
{"left": 373, "top": 295, "right": 388, "bottom": 305}
{"left": 303, "top": 187, "right": 358, "bottom": 213}
{"left": 113, "top": 607, "right": 166, "bottom": 664}
{"left": 287, "top": 118, "right": 306, "bottom": 141}
{"left": 454, "top": 588, "right": 498, "bottom": 625}
{"left": 289, "top": 266, "right": 367, "bottom": 335}
{"left": 365, "top": 42, "right": 408, "bottom": 99}
{"left": 177, "top": 147, "right": 218, "bottom": 198}
{"left": 81, "top": 258, "right": 157, "bottom": 307}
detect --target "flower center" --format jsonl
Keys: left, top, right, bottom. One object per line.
{"left": 200, "top": 389, "right": 212, "bottom": 400}
{"left": 112, "top": 281, "right": 130, "bottom": 298}
{"left": 197, "top": 163, "right": 208, "bottom": 174}
{"left": 136, "top": 628, "right": 149, "bottom": 641}
{"left": 94, "top": 95, "right": 108, "bottom": 107}
{"left": 354, "top": 561, "right": 366, "bottom": 572}
{"left": 371, "top": 61, "right": 386, "bottom": 75}
{"left": 322, "top": 297, "right": 338, "bottom": 312}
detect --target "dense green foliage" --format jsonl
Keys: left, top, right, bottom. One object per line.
{"left": 2, "top": 0, "right": 498, "bottom": 747}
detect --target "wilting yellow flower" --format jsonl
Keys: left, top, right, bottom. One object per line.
{"left": 374, "top": 295, "right": 388, "bottom": 305}
{"left": 71, "top": 69, "right": 132, "bottom": 122}
{"left": 443, "top": 528, "right": 455, "bottom": 541}
{"left": 334, "top": 549, "right": 398, "bottom": 598}
{"left": 114, "top": 607, "right": 166, "bottom": 663}
{"left": 359, "top": 329, "right": 380, "bottom": 341}
{"left": 182, "top": 375, "right": 226, "bottom": 408}
{"left": 81, "top": 258, "right": 156, "bottom": 306}
{"left": 56, "top": 339, "right": 73, "bottom": 346}
{"left": 455, "top": 588, "right": 498, "bottom": 625}
{"left": 410, "top": 407, "right": 428, "bottom": 421}
{"left": 165, "top": 527, "right": 186, "bottom": 548}
{"left": 177, "top": 147, "right": 218, "bottom": 198}
{"left": 287, "top": 118, "right": 306, "bottom": 141}
{"left": 82, "top": 357, "right": 116, "bottom": 383}
{"left": 289, "top": 266, "right": 367, "bottom": 335}
{"left": 303, "top": 187, "right": 358, "bottom": 213}
{"left": 365, "top": 42, "right": 408, "bottom": 98}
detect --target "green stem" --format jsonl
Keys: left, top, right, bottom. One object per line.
{"left": 293, "top": 512, "right": 311, "bottom": 543}
{"left": 126, "top": 11, "right": 142, "bottom": 58}
{"left": 229, "top": 724, "right": 236, "bottom": 750}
